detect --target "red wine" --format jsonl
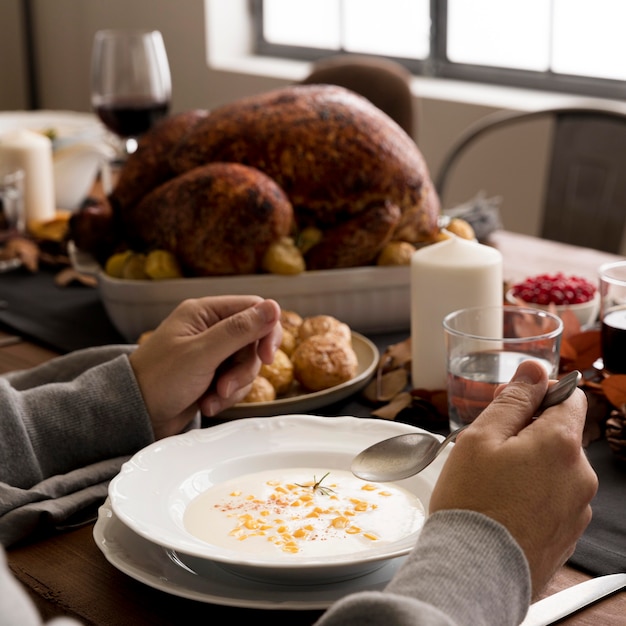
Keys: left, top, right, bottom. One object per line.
{"left": 601, "top": 308, "right": 626, "bottom": 373}
{"left": 95, "top": 99, "right": 169, "bottom": 137}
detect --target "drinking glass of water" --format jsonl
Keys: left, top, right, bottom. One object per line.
{"left": 0, "top": 167, "right": 24, "bottom": 234}
{"left": 90, "top": 29, "right": 171, "bottom": 158}
{"left": 443, "top": 305, "right": 563, "bottom": 431}
{"left": 599, "top": 261, "right": 626, "bottom": 374}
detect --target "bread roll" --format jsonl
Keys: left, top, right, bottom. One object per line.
{"left": 292, "top": 334, "right": 358, "bottom": 392}
{"left": 242, "top": 376, "right": 276, "bottom": 403}
{"left": 298, "top": 315, "right": 352, "bottom": 344}
{"left": 259, "top": 348, "right": 294, "bottom": 395}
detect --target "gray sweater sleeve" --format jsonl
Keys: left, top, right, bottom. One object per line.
{"left": 0, "top": 346, "right": 154, "bottom": 489}
{"left": 315, "top": 510, "right": 531, "bottom": 626}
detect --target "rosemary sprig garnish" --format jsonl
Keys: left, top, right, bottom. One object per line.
{"left": 296, "top": 471, "right": 335, "bottom": 496}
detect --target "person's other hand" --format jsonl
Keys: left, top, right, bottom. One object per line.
{"left": 129, "top": 296, "right": 282, "bottom": 439}
{"left": 429, "top": 360, "right": 598, "bottom": 598}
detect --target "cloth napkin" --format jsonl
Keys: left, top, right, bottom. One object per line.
{"left": 0, "top": 456, "right": 128, "bottom": 547}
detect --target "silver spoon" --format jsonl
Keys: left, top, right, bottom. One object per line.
{"left": 351, "top": 369, "right": 582, "bottom": 482}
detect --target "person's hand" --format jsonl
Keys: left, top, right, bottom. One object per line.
{"left": 129, "top": 295, "right": 282, "bottom": 439}
{"left": 429, "top": 360, "right": 598, "bottom": 598}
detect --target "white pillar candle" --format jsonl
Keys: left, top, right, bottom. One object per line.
{"left": 0, "top": 129, "right": 56, "bottom": 226}
{"left": 411, "top": 235, "right": 503, "bottom": 390}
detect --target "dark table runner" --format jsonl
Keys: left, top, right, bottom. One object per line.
{"left": 0, "top": 266, "right": 125, "bottom": 352}
{"left": 1, "top": 267, "right": 624, "bottom": 576}
{"left": 569, "top": 440, "right": 625, "bottom": 575}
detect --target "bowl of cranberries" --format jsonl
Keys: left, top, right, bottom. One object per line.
{"left": 506, "top": 272, "right": 600, "bottom": 328}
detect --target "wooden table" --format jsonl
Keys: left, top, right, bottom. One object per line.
{"left": 489, "top": 230, "right": 621, "bottom": 284}
{"left": 3, "top": 231, "right": 626, "bottom": 625}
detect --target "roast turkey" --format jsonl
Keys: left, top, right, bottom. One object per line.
{"left": 73, "top": 84, "right": 440, "bottom": 275}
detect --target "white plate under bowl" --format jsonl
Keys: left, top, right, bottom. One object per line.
{"left": 220, "top": 332, "right": 379, "bottom": 418}
{"left": 108, "top": 415, "right": 449, "bottom": 585}
{"left": 69, "top": 243, "right": 411, "bottom": 341}
{"left": 93, "top": 499, "right": 406, "bottom": 610}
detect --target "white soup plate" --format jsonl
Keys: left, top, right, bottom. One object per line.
{"left": 108, "top": 414, "right": 450, "bottom": 585}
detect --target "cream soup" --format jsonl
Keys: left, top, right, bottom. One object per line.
{"left": 183, "top": 467, "right": 425, "bottom": 558}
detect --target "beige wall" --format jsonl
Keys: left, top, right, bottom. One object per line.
{"left": 1, "top": 0, "right": 624, "bottom": 249}
{"left": 30, "top": 0, "right": 211, "bottom": 114}
{"left": 0, "top": 0, "right": 29, "bottom": 110}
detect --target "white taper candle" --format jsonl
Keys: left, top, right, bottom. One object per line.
{"left": 411, "top": 235, "right": 503, "bottom": 390}
{"left": 0, "top": 129, "right": 56, "bottom": 227}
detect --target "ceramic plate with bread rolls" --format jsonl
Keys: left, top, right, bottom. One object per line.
{"left": 220, "top": 312, "right": 379, "bottom": 418}
{"left": 219, "top": 332, "right": 378, "bottom": 418}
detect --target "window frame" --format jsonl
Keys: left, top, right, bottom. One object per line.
{"left": 251, "top": 0, "right": 626, "bottom": 101}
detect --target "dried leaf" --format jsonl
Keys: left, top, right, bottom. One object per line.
{"left": 601, "top": 374, "right": 626, "bottom": 409}
{"left": 363, "top": 368, "right": 408, "bottom": 402}
{"left": 0, "top": 237, "right": 39, "bottom": 272}
{"left": 606, "top": 411, "right": 626, "bottom": 461}
{"left": 54, "top": 267, "right": 97, "bottom": 288}
{"left": 512, "top": 308, "right": 550, "bottom": 337}
{"left": 371, "top": 391, "right": 413, "bottom": 420}
{"left": 567, "top": 330, "right": 602, "bottom": 371}
{"left": 28, "top": 212, "right": 70, "bottom": 242}
{"left": 378, "top": 337, "right": 411, "bottom": 373}
{"left": 39, "top": 250, "right": 71, "bottom": 267}
{"left": 559, "top": 337, "right": 578, "bottom": 363}
{"left": 606, "top": 411, "right": 626, "bottom": 438}
{"left": 560, "top": 308, "right": 581, "bottom": 339}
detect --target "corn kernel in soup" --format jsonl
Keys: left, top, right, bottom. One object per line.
{"left": 183, "top": 468, "right": 425, "bottom": 558}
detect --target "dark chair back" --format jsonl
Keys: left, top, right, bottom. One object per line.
{"left": 301, "top": 54, "right": 416, "bottom": 138}
{"left": 436, "top": 107, "right": 626, "bottom": 253}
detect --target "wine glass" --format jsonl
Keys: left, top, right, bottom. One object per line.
{"left": 90, "top": 29, "right": 172, "bottom": 158}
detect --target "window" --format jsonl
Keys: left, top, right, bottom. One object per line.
{"left": 252, "top": 0, "right": 626, "bottom": 100}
